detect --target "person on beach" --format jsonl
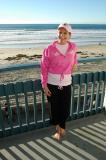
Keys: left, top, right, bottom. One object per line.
{"left": 41, "top": 23, "right": 78, "bottom": 140}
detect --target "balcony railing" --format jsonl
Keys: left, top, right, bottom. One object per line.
{"left": 0, "top": 57, "right": 106, "bottom": 137}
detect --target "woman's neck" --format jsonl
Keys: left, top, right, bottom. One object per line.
{"left": 57, "top": 40, "right": 68, "bottom": 45}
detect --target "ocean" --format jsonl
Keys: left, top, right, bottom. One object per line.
{"left": 0, "top": 24, "right": 106, "bottom": 48}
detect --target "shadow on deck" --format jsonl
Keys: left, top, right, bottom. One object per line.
{"left": 0, "top": 112, "right": 106, "bottom": 160}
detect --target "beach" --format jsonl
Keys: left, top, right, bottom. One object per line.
{"left": 0, "top": 44, "right": 106, "bottom": 84}
{"left": 0, "top": 44, "right": 106, "bottom": 64}
{"left": 0, "top": 48, "right": 43, "bottom": 65}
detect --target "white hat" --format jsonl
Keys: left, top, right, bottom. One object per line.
{"left": 58, "top": 23, "right": 72, "bottom": 33}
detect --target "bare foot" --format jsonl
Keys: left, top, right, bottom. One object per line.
{"left": 52, "top": 125, "right": 61, "bottom": 141}
{"left": 60, "top": 128, "right": 66, "bottom": 136}
{"left": 56, "top": 125, "right": 61, "bottom": 133}
{"left": 52, "top": 132, "right": 61, "bottom": 141}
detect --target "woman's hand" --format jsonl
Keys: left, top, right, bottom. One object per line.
{"left": 43, "top": 86, "right": 51, "bottom": 97}
{"left": 72, "top": 64, "right": 77, "bottom": 73}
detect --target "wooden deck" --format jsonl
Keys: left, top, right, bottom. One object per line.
{"left": 0, "top": 112, "right": 106, "bottom": 160}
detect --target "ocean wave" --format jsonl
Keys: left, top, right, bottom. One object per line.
{"left": 0, "top": 25, "right": 106, "bottom": 48}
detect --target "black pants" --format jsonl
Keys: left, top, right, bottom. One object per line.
{"left": 47, "top": 84, "right": 71, "bottom": 129}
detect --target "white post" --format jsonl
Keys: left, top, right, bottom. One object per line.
{"left": 103, "top": 91, "right": 106, "bottom": 111}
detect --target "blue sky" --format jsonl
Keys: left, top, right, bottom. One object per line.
{"left": 0, "top": 0, "right": 106, "bottom": 24}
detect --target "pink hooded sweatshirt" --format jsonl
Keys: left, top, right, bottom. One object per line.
{"left": 41, "top": 41, "right": 77, "bottom": 88}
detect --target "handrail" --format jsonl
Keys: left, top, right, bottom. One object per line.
{"left": 0, "top": 56, "right": 106, "bottom": 137}
{"left": 0, "top": 62, "right": 40, "bottom": 73}
{"left": 0, "top": 56, "right": 106, "bottom": 73}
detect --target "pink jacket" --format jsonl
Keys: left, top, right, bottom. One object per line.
{"left": 41, "top": 41, "right": 77, "bottom": 87}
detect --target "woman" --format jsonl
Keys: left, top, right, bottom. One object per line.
{"left": 41, "top": 23, "right": 78, "bottom": 140}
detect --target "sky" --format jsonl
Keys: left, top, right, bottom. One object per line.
{"left": 0, "top": 0, "right": 106, "bottom": 24}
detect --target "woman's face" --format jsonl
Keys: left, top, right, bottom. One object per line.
{"left": 57, "top": 28, "right": 71, "bottom": 44}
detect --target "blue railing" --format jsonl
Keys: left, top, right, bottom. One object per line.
{"left": 0, "top": 57, "right": 106, "bottom": 137}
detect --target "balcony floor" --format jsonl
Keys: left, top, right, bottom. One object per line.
{"left": 0, "top": 112, "right": 106, "bottom": 160}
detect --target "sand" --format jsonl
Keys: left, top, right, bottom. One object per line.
{"left": 0, "top": 48, "right": 43, "bottom": 65}
{"left": 0, "top": 44, "right": 106, "bottom": 84}
{"left": 0, "top": 44, "right": 106, "bottom": 65}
